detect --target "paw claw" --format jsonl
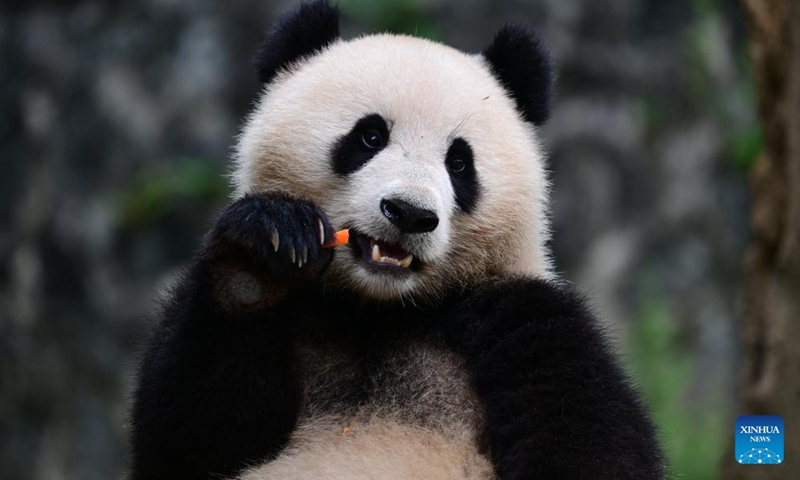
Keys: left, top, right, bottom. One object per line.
{"left": 271, "top": 229, "right": 280, "bottom": 252}
{"left": 317, "top": 218, "right": 325, "bottom": 245}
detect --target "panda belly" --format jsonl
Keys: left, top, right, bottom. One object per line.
{"left": 239, "top": 338, "right": 496, "bottom": 480}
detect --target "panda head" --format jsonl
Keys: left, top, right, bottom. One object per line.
{"left": 234, "top": 0, "right": 555, "bottom": 302}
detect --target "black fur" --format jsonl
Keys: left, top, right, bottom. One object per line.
{"left": 446, "top": 137, "right": 481, "bottom": 213}
{"left": 129, "top": 195, "right": 334, "bottom": 480}
{"left": 209, "top": 194, "right": 335, "bottom": 276}
{"left": 483, "top": 24, "right": 554, "bottom": 126}
{"left": 331, "top": 113, "right": 390, "bottom": 175}
{"left": 130, "top": 195, "right": 664, "bottom": 479}
{"left": 254, "top": 0, "right": 341, "bottom": 84}
{"left": 442, "top": 278, "right": 666, "bottom": 479}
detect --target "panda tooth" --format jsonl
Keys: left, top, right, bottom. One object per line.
{"left": 290, "top": 247, "right": 296, "bottom": 264}
{"left": 271, "top": 229, "right": 280, "bottom": 252}
{"left": 372, "top": 244, "right": 381, "bottom": 262}
{"left": 400, "top": 255, "right": 413, "bottom": 268}
{"left": 317, "top": 219, "right": 325, "bottom": 245}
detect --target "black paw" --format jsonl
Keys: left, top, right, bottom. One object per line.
{"left": 204, "top": 194, "right": 336, "bottom": 278}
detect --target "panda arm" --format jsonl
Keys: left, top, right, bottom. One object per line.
{"left": 129, "top": 195, "right": 334, "bottom": 480}
{"left": 445, "top": 277, "right": 665, "bottom": 480}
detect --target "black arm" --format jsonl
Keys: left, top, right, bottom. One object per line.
{"left": 445, "top": 277, "right": 665, "bottom": 480}
{"left": 129, "top": 195, "right": 334, "bottom": 480}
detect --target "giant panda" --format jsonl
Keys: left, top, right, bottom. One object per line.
{"left": 129, "top": 1, "right": 665, "bottom": 479}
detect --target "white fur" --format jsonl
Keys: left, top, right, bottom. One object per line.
{"left": 233, "top": 33, "right": 552, "bottom": 302}
{"left": 238, "top": 417, "right": 496, "bottom": 480}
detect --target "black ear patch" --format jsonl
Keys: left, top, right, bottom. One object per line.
{"left": 254, "top": 0, "right": 341, "bottom": 84}
{"left": 482, "top": 24, "right": 554, "bottom": 126}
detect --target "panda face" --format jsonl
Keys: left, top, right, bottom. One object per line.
{"left": 234, "top": 33, "right": 553, "bottom": 301}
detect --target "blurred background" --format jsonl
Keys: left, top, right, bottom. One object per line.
{"left": 0, "top": 0, "right": 774, "bottom": 478}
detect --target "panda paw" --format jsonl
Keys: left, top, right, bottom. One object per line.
{"left": 204, "top": 194, "right": 335, "bottom": 279}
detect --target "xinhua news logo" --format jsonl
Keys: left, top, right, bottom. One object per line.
{"left": 735, "top": 415, "right": 784, "bottom": 465}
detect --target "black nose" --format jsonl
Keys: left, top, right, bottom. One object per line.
{"left": 380, "top": 198, "right": 439, "bottom": 233}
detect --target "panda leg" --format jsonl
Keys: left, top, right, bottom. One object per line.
{"left": 446, "top": 278, "right": 665, "bottom": 480}
{"left": 129, "top": 195, "right": 335, "bottom": 480}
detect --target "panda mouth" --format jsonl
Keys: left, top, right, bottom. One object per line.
{"left": 351, "top": 231, "right": 415, "bottom": 270}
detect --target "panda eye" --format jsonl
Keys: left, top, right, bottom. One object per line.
{"left": 446, "top": 137, "right": 479, "bottom": 212}
{"left": 447, "top": 157, "right": 466, "bottom": 173}
{"left": 332, "top": 114, "right": 389, "bottom": 175}
{"left": 360, "top": 129, "right": 385, "bottom": 150}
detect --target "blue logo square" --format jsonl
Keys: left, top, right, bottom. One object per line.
{"left": 735, "top": 415, "right": 784, "bottom": 465}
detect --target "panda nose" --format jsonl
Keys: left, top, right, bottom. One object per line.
{"left": 380, "top": 198, "right": 439, "bottom": 234}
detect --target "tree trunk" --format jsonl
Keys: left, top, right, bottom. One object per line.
{"left": 721, "top": 1, "right": 800, "bottom": 478}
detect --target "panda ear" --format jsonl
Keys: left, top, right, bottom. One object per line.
{"left": 254, "top": 0, "right": 341, "bottom": 84}
{"left": 482, "top": 24, "right": 554, "bottom": 126}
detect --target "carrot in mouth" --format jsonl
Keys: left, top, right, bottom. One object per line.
{"left": 324, "top": 229, "right": 350, "bottom": 248}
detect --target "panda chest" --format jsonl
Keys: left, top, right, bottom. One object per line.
{"left": 239, "top": 337, "right": 496, "bottom": 480}
{"left": 296, "top": 337, "right": 483, "bottom": 427}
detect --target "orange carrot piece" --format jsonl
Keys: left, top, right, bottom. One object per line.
{"left": 324, "top": 229, "right": 350, "bottom": 248}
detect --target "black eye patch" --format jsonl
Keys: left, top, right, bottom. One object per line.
{"left": 331, "top": 114, "right": 389, "bottom": 175}
{"left": 446, "top": 138, "right": 480, "bottom": 213}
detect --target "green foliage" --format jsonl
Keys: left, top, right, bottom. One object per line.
{"left": 725, "top": 47, "right": 762, "bottom": 172}
{"left": 683, "top": 4, "right": 717, "bottom": 100}
{"left": 626, "top": 296, "right": 726, "bottom": 479}
{"left": 693, "top": 0, "right": 723, "bottom": 17}
{"left": 116, "top": 159, "right": 229, "bottom": 227}
{"left": 728, "top": 125, "right": 762, "bottom": 172}
{"left": 341, "top": 0, "right": 439, "bottom": 39}
{"left": 638, "top": 96, "right": 665, "bottom": 133}
{"left": 681, "top": 0, "right": 762, "bottom": 173}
